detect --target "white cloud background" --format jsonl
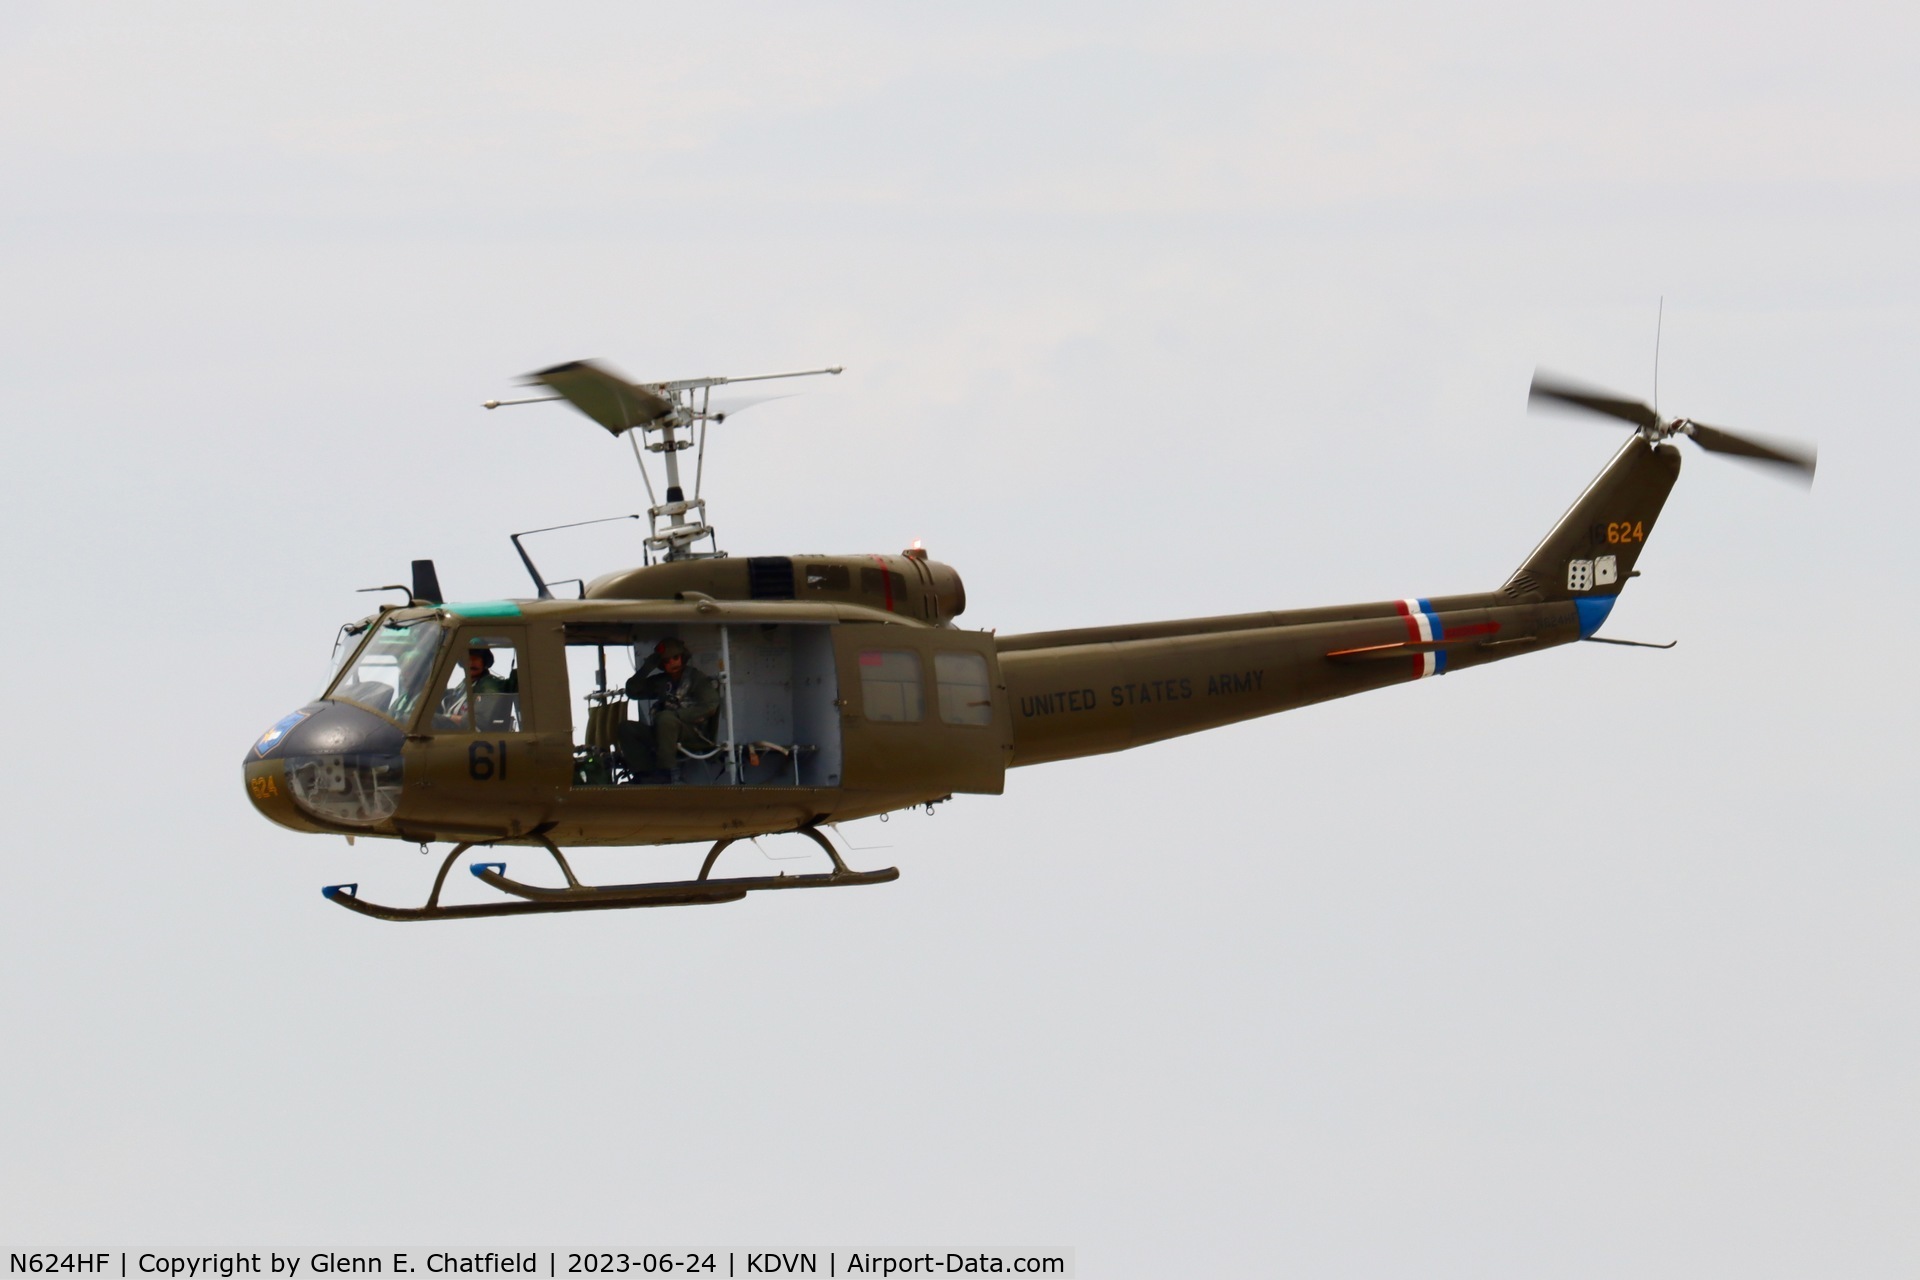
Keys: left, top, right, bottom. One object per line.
{"left": 1, "top": 1, "right": 1914, "bottom": 1274}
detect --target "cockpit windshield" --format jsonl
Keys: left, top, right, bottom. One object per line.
{"left": 326, "top": 616, "right": 378, "bottom": 687}
{"left": 326, "top": 616, "right": 445, "bottom": 724}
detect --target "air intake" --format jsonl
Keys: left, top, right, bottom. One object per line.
{"left": 747, "top": 556, "right": 796, "bottom": 599}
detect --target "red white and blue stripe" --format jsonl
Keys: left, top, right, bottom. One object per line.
{"left": 1396, "top": 598, "right": 1446, "bottom": 678}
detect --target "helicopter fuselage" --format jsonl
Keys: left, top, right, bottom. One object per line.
{"left": 244, "top": 569, "right": 1597, "bottom": 850}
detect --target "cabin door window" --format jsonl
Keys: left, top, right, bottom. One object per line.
{"left": 934, "top": 651, "right": 994, "bottom": 726}
{"left": 858, "top": 650, "right": 925, "bottom": 722}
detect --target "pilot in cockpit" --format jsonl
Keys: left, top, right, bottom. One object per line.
{"left": 441, "top": 645, "right": 520, "bottom": 730}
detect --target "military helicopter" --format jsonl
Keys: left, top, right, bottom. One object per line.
{"left": 243, "top": 358, "right": 1816, "bottom": 921}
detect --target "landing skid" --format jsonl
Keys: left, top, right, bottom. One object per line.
{"left": 322, "top": 827, "right": 897, "bottom": 922}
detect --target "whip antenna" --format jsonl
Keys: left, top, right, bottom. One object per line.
{"left": 1653, "top": 295, "right": 1664, "bottom": 421}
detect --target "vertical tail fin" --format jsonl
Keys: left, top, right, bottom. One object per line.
{"left": 1503, "top": 438, "right": 1682, "bottom": 633}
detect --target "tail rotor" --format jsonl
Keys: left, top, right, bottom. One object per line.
{"left": 1528, "top": 371, "right": 1817, "bottom": 484}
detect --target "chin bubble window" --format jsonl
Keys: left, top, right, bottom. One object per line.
{"left": 286, "top": 753, "right": 403, "bottom": 825}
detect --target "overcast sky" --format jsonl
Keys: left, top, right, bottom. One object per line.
{"left": 2, "top": 2, "right": 1915, "bottom": 1275}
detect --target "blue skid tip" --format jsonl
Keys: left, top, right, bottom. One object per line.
{"left": 470, "top": 862, "right": 507, "bottom": 878}
{"left": 1575, "top": 595, "right": 1618, "bottom": 638}
{"left": 321, "top": 883, "right": 359, "bottom": 900}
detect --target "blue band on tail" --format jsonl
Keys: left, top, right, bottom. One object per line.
{"left": 1418, "top": 598, "right": 1448, "bottom": 673}
{"left": 1574, "top": 595, "right": 1617, "bottom": 638}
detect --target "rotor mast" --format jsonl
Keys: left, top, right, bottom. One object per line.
{"left": 637, "top": 385, "right": 706, "bottom": 561}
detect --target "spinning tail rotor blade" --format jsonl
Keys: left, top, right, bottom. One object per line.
{"left": 1529, "top": 368, "right": 1817, "bottom": 484}
{"left": 1528, "top": 373, "right": 1659, "bottom": 430}
{"left": 1682, "top": 421, "right": 1818, "bottom": 482}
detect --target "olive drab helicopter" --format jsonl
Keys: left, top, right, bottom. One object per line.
{"left": 243, "top": 357, "right": 1816, "bottom": 921}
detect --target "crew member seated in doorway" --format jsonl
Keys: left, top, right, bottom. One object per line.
{"left": 617, "top": 637, "right": 720, "bottom": 783}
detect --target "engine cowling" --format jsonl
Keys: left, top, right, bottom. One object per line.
{"left": 586, "top": 550, "right": 966, "bottom": 626}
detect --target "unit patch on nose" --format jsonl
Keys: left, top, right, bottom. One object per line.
{"left": 255, "top": 709, "right": 311, "bottom": 757}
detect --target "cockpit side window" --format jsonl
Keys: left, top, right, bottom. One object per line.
{"left": 326, "top": 618, "right": 446, "bottom": 725}
{"left": 432, "top": 634, "right": 523, "bottom": 732}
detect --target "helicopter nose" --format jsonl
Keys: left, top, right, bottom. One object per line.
{"left": 244, "top": 701, "right": 406, "bottom": 830}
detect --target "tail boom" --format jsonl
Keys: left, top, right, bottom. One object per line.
{"left": 997, "top": 436, "right": 1682, "bottom": 768}
{"left": 999, "top": 594, "right": 1582, "bottom": 767}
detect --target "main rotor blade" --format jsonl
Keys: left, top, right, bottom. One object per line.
{"left": 1528, "top": 373, "right": 1659, "bottom": 430}
{"left": 525, "top": 359, "right": 675, "bottom": 436}
{"left": 1684, "top": 422, "right": 1818, "bottom": 482}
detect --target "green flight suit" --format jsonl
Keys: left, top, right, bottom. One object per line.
{"left": 438, "top": 668, "right": 519, "bottom": 731}
{"left": 470, "top": 670, "right": 520, "bottom": 731}
{"left": 617, "top": 662, "right": 721, "bottom": 776}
